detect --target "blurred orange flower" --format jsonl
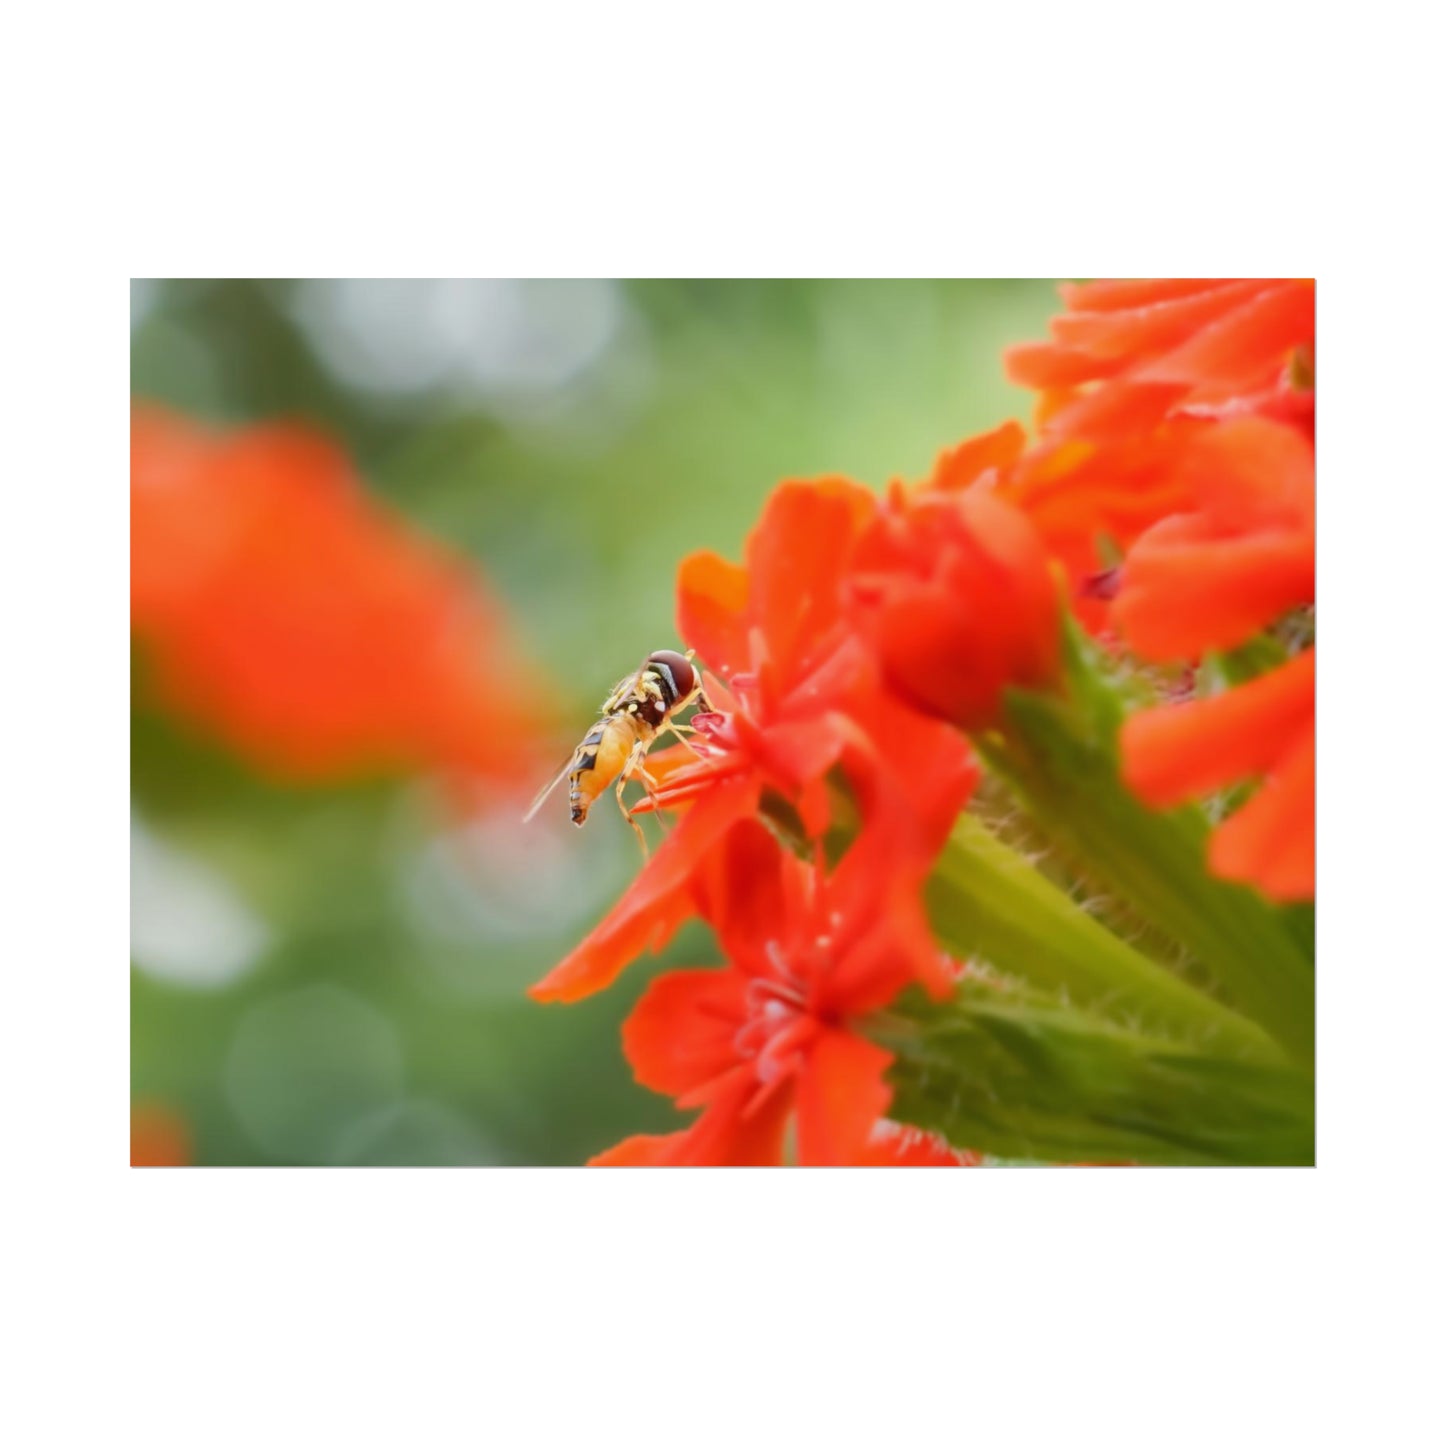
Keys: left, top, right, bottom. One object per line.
{"left": 131, "top": 1101, "right": 190, "bottom": 1167}
{"left": 1005, "top": 278, "right": 1315, "bottom": 421}
{"left": 1106, "top": 413, "right": 1315, "bottom": 902}
{"left": 1113, "top": 417, "right": 1315, "bottom": 660}
{"left": 131, "top": 404, "right": 550, "bottom": 785}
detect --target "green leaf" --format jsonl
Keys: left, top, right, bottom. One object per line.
{"left": 877, "top": 981, "right": 1314, "bottom": 1166}
{"left": 982, "top": 627, "right": 1314, "bottom": 1064}
{"left": 927, "top": 811, "right": 1284, "bottom": 1062}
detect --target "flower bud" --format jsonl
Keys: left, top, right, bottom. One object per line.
{"left": 851, "top": 488, "right": 1062, "bottom": 732}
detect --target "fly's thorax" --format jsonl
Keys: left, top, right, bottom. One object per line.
{"left": 608, "top": 676, "right": 669, "bottom": 732}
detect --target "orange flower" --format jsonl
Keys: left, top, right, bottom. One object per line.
{"left": 996, "top": 286, "right": 1316, "bottom": 902}
{"left": 530, "top": 478, "right": 976, "bottom": 1004}
{"left": 849, "top": 483, "right": 1062, "bottom": 732}
{"left": 1121, "top": 650, "right": 1315, "bottom": 901}
{"left": 591, "top": 820, "right": 960, "bottom": 1166}
{"left": 131, "top": 404, "right": 550, "bottom": 785}
{"left": 1113, "top": 418, "right": 1315, "bottom": 659}
{"left": 657, "top": 475, "right": 977, "bottom": 843}
{"left": 661, "top": 477, "right": 896, "bottom": 843}
{"left": 131, "top": 1101, "right": 190, "bottom": 1167}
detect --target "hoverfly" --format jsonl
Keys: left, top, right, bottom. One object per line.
{"left": 524, "top": 649, "right": 714, "bottom": 854}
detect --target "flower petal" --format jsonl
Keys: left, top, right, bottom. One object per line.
{"left": 830, "top": 669, "right": 980, "bottom": 859}
{"left": 1004, "top": 341, "right": 1129, "bottom": 389}
{"left": 861, "top": 490, "right": 1061, "bottom": 732}
{"left": 1179, "top": 416, "right": 1315, "bottom": 529}
{"left": 793, "top": 1029, "right": 894, "bottom": 1166}
{"left": 826, "top": 890, "right": 948, "bottom": 1011}
{"left": 748, "top": 713, "right": 852, "bottom": 801}
{"left": 691, "top": 818, "right": 794, "bottom": 969}
{"left": 677, "top": 550, "right": 751, "bottom": 678}
{"left": 744, "top": 477, "right": 877, "bottom": 678}
{"left": 1051, "top": 279, "right": 1284, "bottom": 360}
{"left": 926, "top": 421, "right": 1028, "bottom": 491}
{"left": 853, "top": 1121, "right": 979, "bottom": 1166}
{"left": 621, "top": 967, "right": 750, "bottom": 1096}
{"left": 528, "top": 776, "right": 760, "bottom": 1002}
{"left": 588, "top": 1133, "right": 686, "bottom": 1166}
{"left": 1120, "top": 650, "right": 1315, "bottom": 807}
{"left": 1141, "top": 280, "right": 1314, "bottom": 391}
{"left": 1039, "top": 379, "right": 1186, "bottom": 443}
{"left": 1115, "top": 516, "right": 1315, "bottom": 659}
{"left": 591, "top": 1079, "right": 791, "bottom": 1166}
{"left": 1058, "top": 278, "right": 1240, "bottom": 313}
{"left": 1209, "top": 734, "right": 1315, "bottom": 901}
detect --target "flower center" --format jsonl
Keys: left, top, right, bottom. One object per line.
{"left": 734, "top": 968, "right": 818, "bottom": 1085}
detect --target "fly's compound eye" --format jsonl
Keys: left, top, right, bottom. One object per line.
{"left": 647, "top": 649, "right": 695, "bottom": 705}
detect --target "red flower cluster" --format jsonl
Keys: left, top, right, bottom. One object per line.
{"left": 529, "top": 476, "right": 980, "bottom": 1005}
{"left": 534, "top": 279, "right": 1316, "bottom": 1164}
{"left": 1001, "top": 281, "right": 1317, "bottom": 901}
{"left": 1113, "top": 416, "right": 1316, "bottom": 900}
{"left": 132, "top": 405, "right": 551, "bottom": 786}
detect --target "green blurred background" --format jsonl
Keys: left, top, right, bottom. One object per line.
{"left": 130, "top": 278, "right": 1059, "bottom": 1165}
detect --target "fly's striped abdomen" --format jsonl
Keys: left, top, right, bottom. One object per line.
{"left": 568, "top": 713, "right": 643, "bottom": 824}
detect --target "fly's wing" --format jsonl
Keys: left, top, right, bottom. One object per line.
{"left": 523, "top": 750, "right": 578, "bottom": 823}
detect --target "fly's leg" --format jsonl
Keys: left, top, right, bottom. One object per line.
{"left": 615, "top": 741, "right": 661, "bottom": 859}
{"left": 659, "top": 717, "right": 705, "bottom": 757}
{"left": 680, "top": 650, "right": 718, "bottom": 718}
{"left": 635, "top": 755, "right": 675, "bottom": 838}
{"left": 615, "top": 774, "right": 649, "bottom": 859}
